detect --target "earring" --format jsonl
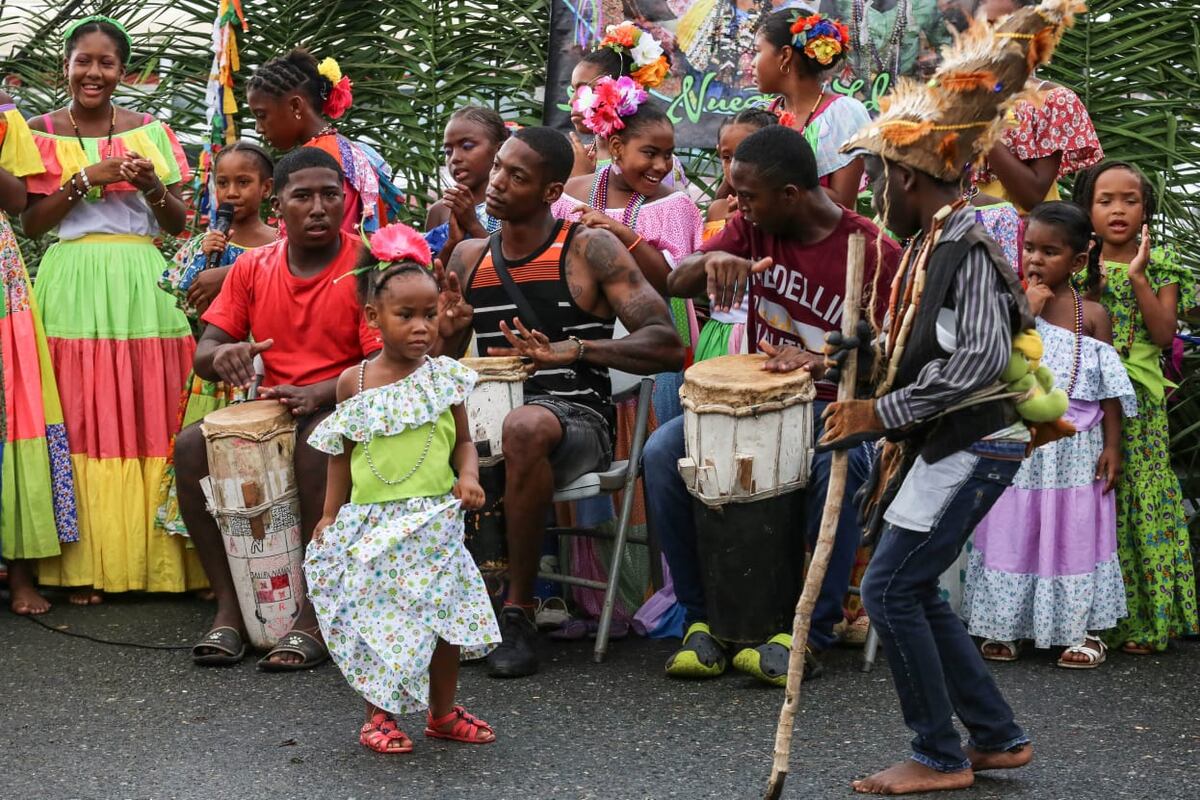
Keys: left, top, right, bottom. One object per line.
{"left": 783, "top": 64, "right": 791, "bottom": 75}
{"left": 294, "top": 111, "right": 302, "bottom": 120}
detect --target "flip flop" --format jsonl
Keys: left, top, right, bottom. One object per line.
{"left": 192, "top": 626, "right": 247, "bottom": 667}
{"left": 257, "top": 629, "right": 329, "bottom": 672}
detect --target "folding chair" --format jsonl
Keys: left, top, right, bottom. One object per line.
{"left": 536, "top": 369, "right": 659, "bottom": 663}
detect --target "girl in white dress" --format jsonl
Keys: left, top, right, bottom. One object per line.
{"left": 305, "top": 222, "right": 500, "bottom": 754}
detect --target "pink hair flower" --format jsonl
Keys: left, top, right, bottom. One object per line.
{"left": 369, "top": 221, "right": 432, "bottom": 266}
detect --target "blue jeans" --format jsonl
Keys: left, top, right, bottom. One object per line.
{"left": 861, "top": 447, "right": 1029, "bottom": 772}
{"left": 642, "top": 400, "right": 869, "bottom": 651}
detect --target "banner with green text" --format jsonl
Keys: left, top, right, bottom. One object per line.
{"left": 542, "top": 1, "right": 975, "bottom": 149}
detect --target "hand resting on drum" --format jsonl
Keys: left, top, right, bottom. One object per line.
{"left": 758, "top": 340, "right": 826, "bottom": 377}
{"left": 259, "top": 384, "right": 329, "bottom": 417}
{"left": 202, "top": 337, "right": 274, "bottom": 388}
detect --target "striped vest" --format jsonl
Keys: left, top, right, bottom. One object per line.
{"left": 466, "top": 221, "right": 616, "bottom": 421}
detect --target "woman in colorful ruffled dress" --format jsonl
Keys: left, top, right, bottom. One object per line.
{"left": 154, "top": 141, "right": 278, "bottom": 537}
{"left": 22, "top": 16, "right": 201, "bottom": 603}
{"left": 0, "top": 92, "right": 79, "bottom": 615}
{"left": 754, "top": 10, "right": 871, "bottom": 210}
{"left": 246, "top": 50, "right": 401, "bottom": 234}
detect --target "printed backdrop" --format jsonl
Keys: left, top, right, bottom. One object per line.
{"left": 543, "top": 0, "right": 982, "bottom": 149}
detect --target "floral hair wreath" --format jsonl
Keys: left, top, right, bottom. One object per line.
{"left": 790, "top": 13, "right": 851, "bottom": 66}
{"left": 598, "top": 21, "right": 671, "bottom": 90}
{"left": 571, "top": 75, "right": 648, "bottom": 139}
{"left": 317, "top": 57, "right": 354, "bottom": 119}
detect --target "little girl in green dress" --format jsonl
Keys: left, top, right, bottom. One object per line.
{"left": 304, "top": 222, "right": 500, "bottom": 754}
{"left": 1075, "top": 160, "right": 1199, "bottom": 654}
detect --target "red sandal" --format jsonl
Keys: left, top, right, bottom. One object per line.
{"left": 359, "top": 711, "right": 413, "bottom": 754}
{"left": 424, "top": 705, "right": 495, "bottom": 744}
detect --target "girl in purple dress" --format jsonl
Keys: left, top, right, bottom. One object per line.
{"left": 963, "top": 202, "right": 1135, "bottom": 669}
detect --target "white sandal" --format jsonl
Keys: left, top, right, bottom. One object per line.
{"left": 981, "top": 639, "right": 1021, "bottom": 662}
{"left": 1057, "top": 635, "right": 1107, "bottom": 669}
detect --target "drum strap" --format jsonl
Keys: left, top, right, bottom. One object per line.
{"left": 487, "top": 232, "right": 565, "bottom": 341}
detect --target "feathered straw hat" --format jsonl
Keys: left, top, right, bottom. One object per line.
{"left": 841, "top": 0, "right": 1086, "bottom": 182}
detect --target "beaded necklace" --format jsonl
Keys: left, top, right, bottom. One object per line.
{"left": 356, "top": 360, "right": 437, "bottom": 487}
{"left": 1064, "top": 285, "right": 1083, "bottom": 395}
{"left": 588, "top": 165, "right": 647, "bottom": 229}
{"left": 852, "top": 0, "right": 910, "bottom": 81}
{"left": 67, "top": 102, "right": 116, "bottom": 154}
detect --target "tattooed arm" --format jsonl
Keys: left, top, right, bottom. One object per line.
{"left": 573, "top": 227, "right": 684, "bottom": 374}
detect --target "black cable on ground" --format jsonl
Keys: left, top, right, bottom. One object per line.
{"left": 20, "top": 612, "right": 192, "bottom": 651}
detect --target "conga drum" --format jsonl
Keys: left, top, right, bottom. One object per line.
{"left": 459, "top": 356, "right": 525, "bottom": 607}
{"left": 677, "top": 354, "right": 817, "bottom": 644}
{"left": 460, "top": 356, "right": 525, "bottom": 466}
{"left": 199, "top": 400, "right": 305, "bottom": 651}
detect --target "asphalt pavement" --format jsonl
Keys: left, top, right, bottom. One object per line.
{"left": 2, "top": 594, "right": 1197, "bottom": 800}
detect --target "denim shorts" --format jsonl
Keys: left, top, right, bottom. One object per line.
{"left": 527, "top": 396, "right": 613, "bottom": 486}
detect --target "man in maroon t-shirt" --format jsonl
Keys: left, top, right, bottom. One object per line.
{"left": 648, "top": 126, "right": 900, "bottom": 684}
{"left": 175, "top": 147, "right": 380, "bottom": 671}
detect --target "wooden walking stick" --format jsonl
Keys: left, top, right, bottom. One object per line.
{"left": 764, "top": 232, "right": 866, "bottom": 800}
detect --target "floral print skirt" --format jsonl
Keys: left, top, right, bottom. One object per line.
{"left": 305, "top": 493, "right": 500, "bottom": 714}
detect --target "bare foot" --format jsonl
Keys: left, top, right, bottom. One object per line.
{"left": 8, "top": 561, "right": 51, "bottom": 615}
{"left": 69, "top": 589, "right": 104, "bottom": 606}
{"left": 852, "top": 760, "right": 974, "bottom": 795}
{"left": 966, "top": 744, "right": 1033, "bottom": 772}
{"left": 1121, "top": 641, "right": 1154, "bottom": 655}
{"left": 194, "top": 588, "right": 216, "bottom": 602}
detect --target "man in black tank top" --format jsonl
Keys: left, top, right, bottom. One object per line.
{"left": 437, "top": 127, "right": 684, "bottom": 678}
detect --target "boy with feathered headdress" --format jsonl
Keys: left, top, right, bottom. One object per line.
{"left": 817, "top": 2, "right": 1086, "bottom": 793}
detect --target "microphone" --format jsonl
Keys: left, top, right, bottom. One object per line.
{"left": 205, "top": 203, "right": 235, "bottom": 270}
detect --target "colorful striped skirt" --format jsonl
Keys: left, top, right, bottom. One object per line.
{"left": 1, "top": 215, "right": 76, "bottom": 560}
{"left": 33, "top": 234, "right": 206, "bottom": 592}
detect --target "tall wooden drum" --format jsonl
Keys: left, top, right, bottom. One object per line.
{"left": 677, "top": 354, "right": 817, "bottom": 644}
{"left": 460, "top": 356, "right": 525, "bottom": 467}
{"left": 200, "top": 400, "right": 304, "bottom": 651}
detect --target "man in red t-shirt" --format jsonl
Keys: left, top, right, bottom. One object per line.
{"left": 175, "top": 147, "right": 380, "bottom": 670}
{"left": 649, "top": 126, "right": 901, "bottom": 684}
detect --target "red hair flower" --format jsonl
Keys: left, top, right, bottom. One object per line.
{"left": 323, "top": 75, "right": 354, "bottom": 119}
